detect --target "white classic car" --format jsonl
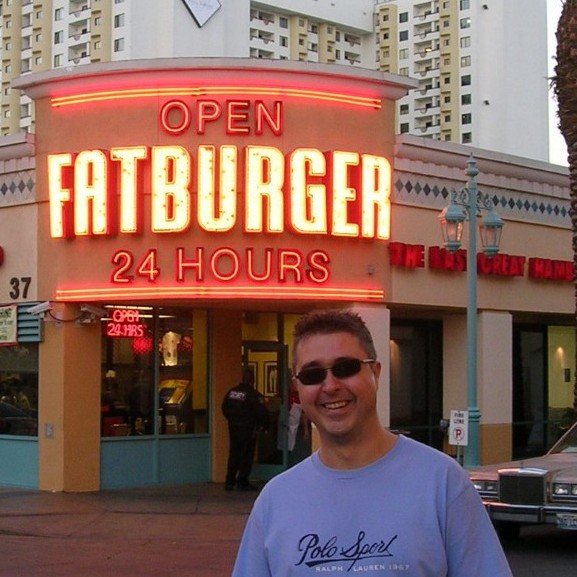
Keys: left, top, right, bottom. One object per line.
{"left": 469, "top": 421, "right": 577, "bottom": 539}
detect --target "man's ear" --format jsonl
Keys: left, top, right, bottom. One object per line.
{"left": 372, "top": 361, "right": 382, "bottom": 386}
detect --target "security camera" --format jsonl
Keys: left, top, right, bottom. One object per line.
{"left": 26, "top": 301, "right": 52, "bottom": 316}
{"left": 80, "top": 304, "right": 108, "bottom": 318}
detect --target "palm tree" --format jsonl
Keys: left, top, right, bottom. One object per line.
{"left": 554, "top": 0, "right": 577, "bottom": 414}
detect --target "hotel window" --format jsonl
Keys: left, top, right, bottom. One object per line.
{"left": 54, "top": 30, "right": 63, "bottom": 44}
{"left": 460, "top": 0, "right": 470, "bottom": 8}
{"left": 114, "top": 38, "right": 125, "bottom": 52}
{"left": 400, "top": 104, "right": 409, "bottom": 115}
{"left": 399, "top": 67, "right": 409, "bottom": 76}
{"left": 461, "top": 93, "right": 471, "bottom": 105}
{"left": 400, "top": 122, "right": 409, "bottom": 133}
{"left": 383, "top": 32, "right": 389, "bottom": 40}
{"left": 460, "top": 17, "right": 471, "bottom": 29}
{"left": 279, "top": 16, "right": 288, "bottom": 28}
{"left": 461, "top": 113, "right": 472, "bottom": 124}
{"left": 460, "top": 55, "right": 471, "bottom": 67}
{"left": 462, "top": 132, "right": 472, "bottom": 143}
{"left": 461, "top": 74, "right": 471, "bottom": 86}
{"left": 399, "top": 12, "right": 408, "bottom": 23}
{"left": 399, "top": 30, "right": 408, "bottom": 41}
{"left": 460, "top": 36, "right": 471, "bottom": 48}
{"left": 55, "top": 8, "right": 63, "bottom": 21}
{"left": 280, "top": 36, "right": 288, "bottom": 47}
{"left": 54, "top": 54, "right": 62, "bottom": 67}
{"left": 114, "top": 13, "right": 125, "bottom": 28}
{"left": 399, "top": 48, "right": 409, "bottom": 59}
{"left": 444, "top": 95, "right": 451, "bottom": 103}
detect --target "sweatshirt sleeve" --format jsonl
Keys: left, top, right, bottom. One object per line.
{"left": 231, "top": 498, "right": 271, "bottom": 577}
{"left": 445, "top": 481, "right": 513, "bottom": 577}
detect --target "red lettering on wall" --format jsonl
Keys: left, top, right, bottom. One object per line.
{"left": 478, "top": 254, "right": 525, "bottom": 277}
{"left": 428, "top": 246, "right": 466, "bottom": 272}
{"left": 528, "top": 258, "right": 573, "bottom": 281}
{"left": 389, "top": 242, "right": 424, "bottom": 268}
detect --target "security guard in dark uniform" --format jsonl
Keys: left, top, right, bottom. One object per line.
{"left": 222, "top": 367, "right": 269, "bottom": 491}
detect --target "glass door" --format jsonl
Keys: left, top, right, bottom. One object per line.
{"left": 242, "top": 341, "right": 289, "bottom": 481}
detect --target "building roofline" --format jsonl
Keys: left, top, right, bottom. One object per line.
{"left": 13, "top": 57, "right": 418, "bottom": 102}
{"left": 395, "top": 134, "right": 569, "bottom": 187}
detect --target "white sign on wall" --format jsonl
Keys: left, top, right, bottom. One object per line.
{"left": 181, "top": 0, "right": 221, "bottom": 27}
{"left": 0, "top": 305, "right": 18, "bottom": 346}
{"left": 449, "top": 410, "right": 469, "bottom": 446}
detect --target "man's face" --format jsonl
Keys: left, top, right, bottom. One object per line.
{"left": 293, "top": 331, "right": 381, "bottom": 445}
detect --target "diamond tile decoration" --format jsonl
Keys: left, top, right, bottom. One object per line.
{"left": 391, "top": 172, "right": 569, "bottom": 228}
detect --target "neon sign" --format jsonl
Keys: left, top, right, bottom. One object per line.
{"left": 44, "top": 75, "right": 392, "bottom": 302}
{"left": 48, "top": 146, "right": 392, "bottom": 240}
{"left": 106, "top": 308, "right": 147, "bottom": 338}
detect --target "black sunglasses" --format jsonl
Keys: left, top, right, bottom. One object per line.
{"left": 295, "top": 358, "right": 376, "bottom": 386}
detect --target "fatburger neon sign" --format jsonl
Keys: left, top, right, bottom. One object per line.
{"left": 48, "top": 145, "right": 391, "bottom": 240}
{"left": 45, "top": 92, "right": 392, "bottom": 299}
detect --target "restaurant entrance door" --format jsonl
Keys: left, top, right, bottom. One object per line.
{"left": 242, "top": 341, "right": 289, "bottom": 481}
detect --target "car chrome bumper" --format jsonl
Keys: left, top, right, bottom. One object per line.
{"left": 483, "top": 500, "right": 577, "bottom": 525}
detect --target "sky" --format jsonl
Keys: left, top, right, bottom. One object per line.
{"left": 547, "top": 0, "right": 568, "bottom": 166}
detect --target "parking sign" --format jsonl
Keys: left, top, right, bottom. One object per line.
{"left": 449, "top": 410, "right": 469, "bottom": 446}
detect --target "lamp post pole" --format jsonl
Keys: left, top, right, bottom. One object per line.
{"left": 438, "top": 155, "right": 503, "bottom": 469}
{"left": 465, "top": 158, "right": 481, "bottom": 468}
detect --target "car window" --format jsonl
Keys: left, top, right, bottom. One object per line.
{"left": 551, "top": 424, "right": 577, "bottom": 453}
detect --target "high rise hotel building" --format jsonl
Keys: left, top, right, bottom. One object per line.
{"left": 1, "top": 0, "right": 549, "bottom": 160}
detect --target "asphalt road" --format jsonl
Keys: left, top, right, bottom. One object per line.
{"left": 503, "top": 525, "right": 577, "bottom": 576}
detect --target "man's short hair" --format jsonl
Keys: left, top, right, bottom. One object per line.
{"left": 292, "top": 309, "right": 377, "bottom": 367}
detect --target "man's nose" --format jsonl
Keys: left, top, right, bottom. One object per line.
{"left": 320, "top": 369, "right": 342, "bottom": 391}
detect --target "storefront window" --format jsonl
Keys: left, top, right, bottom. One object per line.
{"left": 389, "top": 320, "right": 443, "bottom": 449}
{"left": 101, "top": 307, "right": 208, "bottom": 437}
{"left": 0, "top": 344, "right": 38, "bottom": 436}
{"left": 547, "top": 326, "right": 576, "bottom": 439}
{"left": 158, "top": 308, "right": 209, "bottom": 435}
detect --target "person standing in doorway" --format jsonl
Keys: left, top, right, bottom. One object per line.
{"left": 231, "top": 309, "right": 512, "bottom": 576}
{"left": 222, "top": 367, "right": 268, "bottom": 491}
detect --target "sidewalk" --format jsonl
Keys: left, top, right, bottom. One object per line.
{"left": 0, "top": 483, "right": 258, "bottom": 577}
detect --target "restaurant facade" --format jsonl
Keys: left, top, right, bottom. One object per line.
{"left": 0, "top": 59, "right": 572, "bottom": 492}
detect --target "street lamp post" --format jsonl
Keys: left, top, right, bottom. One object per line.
{"left": 438, "top": 155, "right": 504, "bottom": 468}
